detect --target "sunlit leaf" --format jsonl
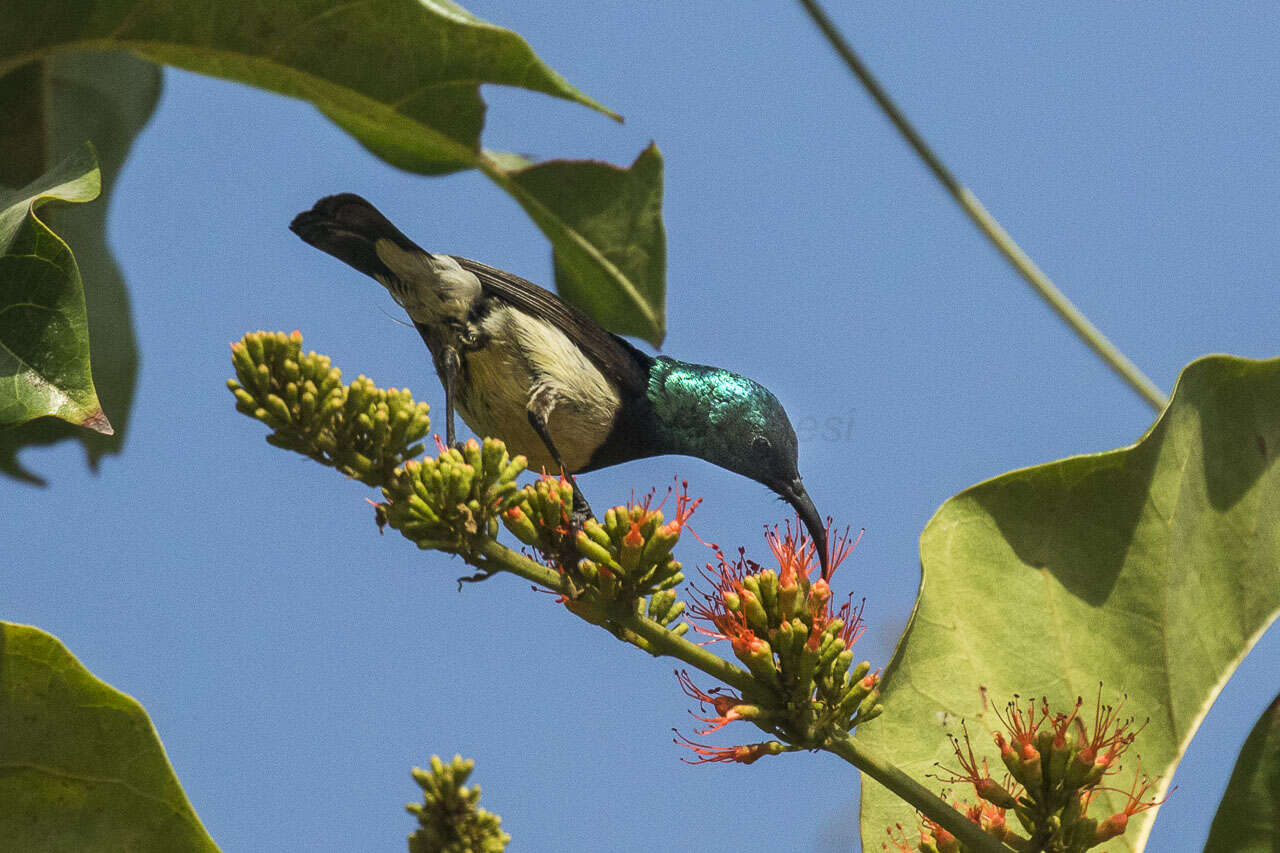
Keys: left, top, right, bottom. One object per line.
{"left": 857, "top": 355, "right": 1280, "bottom": 852}
{"left": 0, "top": 622, "right": 220, "bottom": 852}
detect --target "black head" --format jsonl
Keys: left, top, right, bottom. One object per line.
{"left": 647, "top": 359, "right": 829, "bottom": 575}
{"left": 740, "top": 406, "right": 830, "bottom": 580}
{"left": 289, "top": 194, "right": 424, "bottom": 280}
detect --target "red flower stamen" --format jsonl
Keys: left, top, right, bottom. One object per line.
{"left": 766, "top": 519, "right": 816, "bottom": 587}
{"left": 1094, "top": 761, "right": 1171, "bottom": 841}
{"left": 687, "top": 547, "right": 762, "bottom": 646}
{"left": 993, "top": 696, "right": 1045, "bottom": 761}
{"left": 881, "top": 823, "right": 916, "bottom": 852}
{"left": 1073, "top": 690, "right": 1145, "bottom": 772}
{"left": 673, "top": 731, "right": 781, "bottom": 765}
{"left": 1046, "top": 695, "right": 1083, "bottom": 751}
{"left": 937, "top": 722, "right": 1020, "bottom": 808}
{"left": 675, "top": 670, "right": 748, "bottom": 734}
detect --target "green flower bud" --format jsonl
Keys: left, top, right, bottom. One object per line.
{"left": 741, "top": 589, "right": 769, "bottom": 633}
{"left": 575, "top": 530, "right": 620, "bottom": 569}
{"left": 757, "top": 569, "right": 779, "bottom": 622}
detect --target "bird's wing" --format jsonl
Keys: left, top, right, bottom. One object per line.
{"left": 452, "top": 256, "right": 653, "bottom": 396}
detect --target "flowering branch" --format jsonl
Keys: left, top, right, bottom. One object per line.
{"left": 828, "top": 735, "right": 1014, "bottom": 853}
{"left": 478, "top": 530, "right": 1007, "bottom": 853}
{"left": 408, "top": 755, "right": 509, "bottom": 853}
{"left": 227, "top": 331, "right": 1008, "bottom": 853}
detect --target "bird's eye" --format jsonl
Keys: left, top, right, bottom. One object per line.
{"left": 752, "top": 436, "right": 772, "bottom": 454}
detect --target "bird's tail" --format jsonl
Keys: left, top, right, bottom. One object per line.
{"left": 289, "top": 194, "right": 426, "bottom": 279}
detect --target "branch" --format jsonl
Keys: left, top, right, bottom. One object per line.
{"left": 472, "top": 539, "right": 756, "bottom": 694}
{"left": 795, "top": 0, "right": 1168, "bottom": 413}
{"left": 826, "top": 735, "right": 1017, "bottom": 853}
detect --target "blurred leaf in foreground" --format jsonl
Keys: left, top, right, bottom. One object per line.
{"left": 0, "top": 621, "right": 220, "bottom": 852}
{"left": 0, "top": 142, "right": 108, "bottom": 439}
{"left": 7, "top": 0, "right": 665, "bottom": 337}
{"left": 0, "top": 52, "right": 160, "bottom": 484}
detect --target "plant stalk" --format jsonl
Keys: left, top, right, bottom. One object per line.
{"left": 795, "top": 0, "right": 1168, "bottom": 413}
{"left": 473, "top": 539, "right": 755, "bottom": 692}
{"left": 826, "top": 735, "right": 1018, "bottom": 853}
{"left": 473, "top": 539, "right": 1010, "bottom": 850}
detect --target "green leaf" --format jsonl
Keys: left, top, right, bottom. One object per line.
{"left": 857, "top": 355, "right": 1280, "bottom": 852}
{"left": 2, "top": 0, "right": 617, "bottom": 174}
{"left": 4, "top": 2, "right": 665, "bottom": 353}
{"left": 0, "top": 621, "right": 220, "bottom": 852}
{"left": 1204, "top": 693, "right": 1280, "bottom": 852}
{"left": 0, "top": 141, "right": 109, "bottom": 436}
{"left": 491, "top": 143, "right": 666, "bottom": 346}
{"left": 0, "top": 52, "right": 159, "bottom": 484}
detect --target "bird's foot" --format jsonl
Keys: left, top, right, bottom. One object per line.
{"left": 456, "top": 568, "right": 498, "bottom": 590}
{"left": 569, "top": 484, "right": 595, "bottom": 526}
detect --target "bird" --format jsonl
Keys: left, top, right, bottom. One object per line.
{"left": 289, "top": 194, "right": 830, "bottom": 573}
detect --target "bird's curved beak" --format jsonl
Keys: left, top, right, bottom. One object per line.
{"left": 782, "top": 477, "right": 829, "bottom": 579}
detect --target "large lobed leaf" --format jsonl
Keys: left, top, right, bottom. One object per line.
{"left": 1204, "top": 692, "right": 1280, "bottom": 852}
{"left": 0, "top": 52, "right": 159, "bottom": 484}
{"left": 858, "top": 355, "right": 1280, "bottom": 851}
{"left": 0, "top": 622, "right": 219, "bottom": 852}
{"left": 0, "top": 142, "right": 110, "bottom": 437}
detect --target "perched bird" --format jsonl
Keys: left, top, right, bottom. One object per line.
{"left": 290, "top": 194, "right": 829, "bottom": 572}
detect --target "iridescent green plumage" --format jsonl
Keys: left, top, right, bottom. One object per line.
{"left": 646, "top": 357, "right": 800, "bottom": 489}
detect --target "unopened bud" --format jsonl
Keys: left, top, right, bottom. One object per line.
{"left": 502, "top": 507, "right": 539, "bottom": 546}
{"left": 974, "top": 778, "right": 1018, "bottom": 809}
{"left": 1093, "top": 812, "right": 1128, "bottom": 843}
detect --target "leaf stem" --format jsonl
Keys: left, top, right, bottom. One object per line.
{"left": 795, "top": 0, "right": 1168, "bottom": 413}
{"left": 475, "top": 151, "right": 662, "bottom": 339}
{"left": 612, "top": 609, "right": 757, "bottom": 694}
{"left": 825, "top": 735, "right": 1017, "bottom": 853}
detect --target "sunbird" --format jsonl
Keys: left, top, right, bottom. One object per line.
{"left": 291, "top": 194, "right": 829, "bottom": 572}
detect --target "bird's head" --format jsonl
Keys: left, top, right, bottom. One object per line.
{"left": 648, "top": 359, "right": 829, "bottom": 575}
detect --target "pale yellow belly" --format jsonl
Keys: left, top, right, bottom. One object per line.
{"left": 454, "top": 307, "right": 621, "bottom": 473}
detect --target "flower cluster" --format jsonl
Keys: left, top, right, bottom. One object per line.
{"left": 504, "top": 478, "right": 700, "bottom": 630}
{"left": 228, "top": 330, "right": 431, "bottom": 487}
{"left": 499, "top": 473, "right": 577, "bottom": 566}
{"left": 379, "top": 438, "right": 527, "bottom": 553}
{"left": 677, "top": 521, "right": 879, "bottom": 762}
{"left": 407, "top": 755, "right": 509, "bottom": 853}
{"left": 919, "top": 692, "right": 1165, "bottom": 852}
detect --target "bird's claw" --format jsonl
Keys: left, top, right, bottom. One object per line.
{"left": 456, "top": 569, "right": 497, "bottom": 590}
{"left": 569, "top": 483, "right": 594, "bottom": 526}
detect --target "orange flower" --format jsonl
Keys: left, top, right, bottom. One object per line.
{"left": 675, "top": 670, "right": 754, "bottom": 734}
{"left": 672, "top": 731, "right": 784, "bottom": 765}
{"left": 1093, "top": 762, "right": 1169, "bottom": 842}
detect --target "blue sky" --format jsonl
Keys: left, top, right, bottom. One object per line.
{"left": 6, "top": 4, "right": 1279, "bottom": 851}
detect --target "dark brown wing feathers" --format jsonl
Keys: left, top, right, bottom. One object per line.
{"left": 452, "top": 256, "right": 652, "bottom": 397}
